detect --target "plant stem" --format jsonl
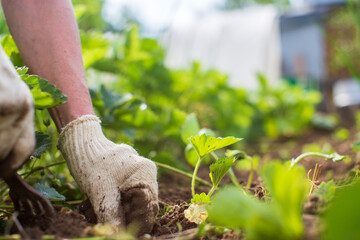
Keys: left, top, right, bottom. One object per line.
{"left": 247, "top": 170, "right": 254, "bottom": 188}
{"left": 0, "top": 205, "right": 13, "bottom": 209}
{"left": 208, "top": 185, "right": 217, "bottom": 197}
{"left": 246, "top": 156, "right": 254, "bottom": 188}
{"left": 191, "top": 156, "right": 203, "bottom": 197}
{"left": 154, "top": 161, "right": 211, "bottom": 187}
{"left": 290, "top": 152, "right": 336, "bottom": 168}
{"left": 22, "top": 161, "right": 66, "bottom": 179}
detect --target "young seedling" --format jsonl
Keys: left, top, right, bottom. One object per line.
{"left": 189, "top": 133, "right": 241, "bottom": 198}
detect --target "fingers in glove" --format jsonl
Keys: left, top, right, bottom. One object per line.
{"left": 122, "top": 186, "right": 159, "bottom": 236}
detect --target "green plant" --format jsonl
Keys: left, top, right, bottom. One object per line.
{"left": 249, "top": 74, "right": 322, "bottom": 140}
{"left": 208, "top": 161, "right": 309, "bottom": 240}
{"left": 323, "top": 179, "right": 360, "bottom": 240}
{"left": 0, "top": 35, "right": 69, "bottom": 211}
{"left": 189, "top": 134, "right": 241, "bottom": 198}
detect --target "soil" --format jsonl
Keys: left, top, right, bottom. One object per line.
{"left": 1, "top": 126, "right": 359, "bottom": 239}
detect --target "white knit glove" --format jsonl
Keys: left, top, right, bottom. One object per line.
{"left": 0, "top": 47, "right": 34, "bottom": 179}
{"left": 57, "top": 115, "right": 158, "bottom": 234}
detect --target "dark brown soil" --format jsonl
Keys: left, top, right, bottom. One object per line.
{"left": 152, "top": 202, "right": 197, "bottom": 236}
{"left": 17, "top": 205, "right": 89, "bottom": 239}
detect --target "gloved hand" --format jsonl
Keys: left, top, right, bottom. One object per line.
{"left": 0, "top": 47, "right": 35, "bottom": 179}
{"left": 57, "top": 115, "right": 158, "bottom": 235}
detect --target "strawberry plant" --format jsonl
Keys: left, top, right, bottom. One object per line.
{"left": 0, "top": 35, "right": 69, "bottom": 209}
{"left": 208, "top": 161, "right": 309, "bottom": 240}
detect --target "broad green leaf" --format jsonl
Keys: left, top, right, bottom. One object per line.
{"left": 208, "top": 187, "right": 268, "bottom": 229}
{"left": 34, "top": 183, "right": 66, "bottom": 201}
{"left": 209, "top": 157, "right": 235, "bottom": 187}
{"left": 191, "top": 193, "right": 211, "bottom": 204}
{"left": 33, "top": 132, "right": 51, "bottom": 159}
{"left": 17, "top": 67, "right": 68, "bottom": 109}
{"left": 314, "top": 180, "right": 336, "bottom": 202}
{"left": 189, "top": 134, "right": 242, "bottom": 157}
{"left": 209, "top": 162, "right": 308, "bottom": 240}
{"left": 180, "top": 113, "right": 200, "bottom": 144}
{"left": 261, "top": 162, "right": 308, "bottom": 238}
{"left": 324, "top": 180, "right": 360, "bottom": 240}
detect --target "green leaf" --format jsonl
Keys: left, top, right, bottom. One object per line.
{"left": 209, "top": 163, "right": 308, "bottom": 240}
{"left": 189, "top": 134, "right": 242, "bottom": 157}
{"left": 180, "top": 113, "right": 200, "bottom": 144}
{"left": 1, "top": 35, "right": 23, "bottom": 66}
{"left": 314, "top": 180, "right": 336, "bottom": 202}
{"left": 324, "top": 180, "right": 360, "bottom": 240}
{"left": 17, "top": 67, "right": 68, "bottom": 109}
{"left": 191, "top": 193, "right": 211, "bottom": 204}
{"left": 185, "top": 144, "right": 199, "bottom": 167}
{"left": 34, "top": 183, "right": 66, "bottom": 201}
{"left": 208, "top": 187, "right": 268, "bottom": 229}
{"left": 209, "top": 157, "right": 236, "bottom": 187}
{"left": 33, "top": 132, "right": 51, "bottom": 159}
{"left": 261, "top": 162, "right": 308, "bottom": 238}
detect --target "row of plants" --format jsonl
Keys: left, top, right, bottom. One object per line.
{"left": 0, "top": 0, "right": 323, "bottom": 211}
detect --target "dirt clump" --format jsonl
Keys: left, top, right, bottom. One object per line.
{"left": 152, "top": 202, "right": 197, "bottom": 236}
{"left": 17, "top": 205, "right": 89, "bottom": 239}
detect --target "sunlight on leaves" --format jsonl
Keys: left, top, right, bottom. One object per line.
{"left": 17, "top": 67, "right": 67, "bottom": 109}
{"left": 189, "top": 134, "right": 241, "bottom": 157}
{"left": 191, "top": 193, "right": 211, "bottom": 204}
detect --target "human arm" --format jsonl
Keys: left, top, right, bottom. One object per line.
{"left": 1, "top": 0, "right": 94, "bottom": 131}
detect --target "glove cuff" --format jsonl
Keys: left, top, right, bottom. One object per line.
{"left": 57, "top": 114, "right": 116, "bottom": 162}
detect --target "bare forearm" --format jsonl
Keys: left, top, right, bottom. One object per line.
{"left": 2, "top": 0, "right": 94, "bottom": 130}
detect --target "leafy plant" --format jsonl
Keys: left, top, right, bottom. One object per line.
{"left": 189, "top": 134, "right": 241, "bottom": 197}
{"left": 249, "top": 74, "right": 322, "bottom": 140}
{"left": 230, "top": 150, "right": 259, "bottom": 188}
{"left": 208, "top": 161, "right": 309, "bottom": 240}
{"left": 313, "top": 180, "right": 336, "bottom": 202}
{"left": 17, "top": 67, "right": 68, "bottom": 109}
{"left": 0, "top": 34, "right": 69, "bottom": 211}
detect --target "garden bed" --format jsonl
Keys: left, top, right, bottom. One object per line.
{"left": 2, "top": 125, "right": 357, "bottom": 240}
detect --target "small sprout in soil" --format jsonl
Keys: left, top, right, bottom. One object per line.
{"left": 189, "top": 134, "right": 241, "bottom": 197}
